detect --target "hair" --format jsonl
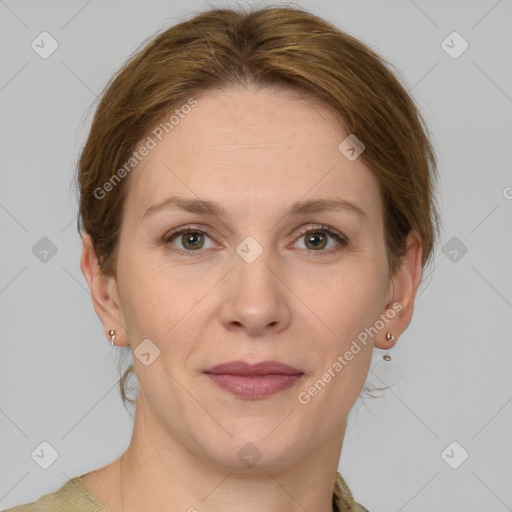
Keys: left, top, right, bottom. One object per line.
{"left": 76, "top": 5, "right": 440, "bottom": 410}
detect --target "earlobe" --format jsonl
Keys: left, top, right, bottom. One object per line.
{"left": 374, "top": 231, "right": 423, "bottom": 350}
{"left": 80, "top": 234, "right": 127, "bottom": 345}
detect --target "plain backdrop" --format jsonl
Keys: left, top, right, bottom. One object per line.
{"left": 1, "top": 1, "right": 511, "bottom": 511}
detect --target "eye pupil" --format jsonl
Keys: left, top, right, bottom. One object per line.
{"left": 305, "top": 232, "right": 327, "bottom": 250}
{"left": 183, "top": 232, "right": 204, "bottom": 250}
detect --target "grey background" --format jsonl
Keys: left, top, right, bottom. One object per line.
{"left": 1, "top": 1, "right": 511, "bottom": 511}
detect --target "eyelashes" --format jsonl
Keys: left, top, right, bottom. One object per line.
{"left": 163, "top": 223, "right": 349, "bottom": 257}
{"left": 294, "top": 224, "right": 348, "bottom": 252}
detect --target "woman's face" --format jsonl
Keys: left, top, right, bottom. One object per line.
{"left": 99, "top": 87, "right": 400, "bottom": 469}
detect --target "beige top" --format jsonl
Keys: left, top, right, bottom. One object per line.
{"left": 4, "top": 471, "right": 369, "bottom": 512}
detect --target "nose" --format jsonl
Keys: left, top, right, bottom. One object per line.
{"left": 219, "top": 249, "right": 291, "bottom": 337}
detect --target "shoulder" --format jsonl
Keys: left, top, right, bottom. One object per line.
{"left": 2, "top": 477, "right": 108, "bottom": 512}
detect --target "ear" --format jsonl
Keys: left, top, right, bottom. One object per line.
{"left": 374, "top": 230, "right": 423, "bottom": 349}
{"left": 80, "top": 233, "right": 128, "bottom": 346}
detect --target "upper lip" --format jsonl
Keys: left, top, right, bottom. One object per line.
{"left": 204, "top": 360, "right": 303, "bottom": 376}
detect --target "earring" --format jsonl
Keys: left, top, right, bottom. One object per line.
{"left": 108, "top": 329, "right": 116, "bottom": 346}
{"left": 383, "top": 331, "right": 395, "bottom": 361}
{"left": 385, "top": 331, "right": 395, "bottom": 342}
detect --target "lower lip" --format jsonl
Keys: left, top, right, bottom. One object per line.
{"left": 205, "top": 373, "right": 303, "bottom": 399}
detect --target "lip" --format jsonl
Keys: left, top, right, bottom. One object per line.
{"left": 205, "top": 360, "right": 302, "bottom": 376}
{"left": 204, "top": 360, "right": 304, "bottom": 400}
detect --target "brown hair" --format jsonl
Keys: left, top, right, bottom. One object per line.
{"left": 77, "top": 6, "right": 440, "bottom": 409}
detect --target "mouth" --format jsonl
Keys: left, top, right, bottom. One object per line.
{"left": 204, "top": 360, "right": 304, "bottom": 400}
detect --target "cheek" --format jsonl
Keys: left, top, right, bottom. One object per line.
{"left": 295, "top": 274, "right": 378, "bottom": 419}
{"left": 291, "top": 256, "right": 387, "bottom": 401}
{"left": 115, "top": 247, "right": 174, "bottom": 340}
{"left": 116, "top": 248, "right": 216, "bottom": 356}
{"left": 293, "top": 257, "right": 387, "bottom": 343}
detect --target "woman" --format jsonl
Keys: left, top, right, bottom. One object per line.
{"left": 6, "top": 5, "right": 438, "bottom": 512}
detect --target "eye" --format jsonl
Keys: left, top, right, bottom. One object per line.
{"left": 292, "top": 224, "right": 348, "bottom": 253}
{"left": 163, "top": 223, "right": 348, "bottom": 257}
{"left": 163, "top": 226, "right": 216, "bottom": 254}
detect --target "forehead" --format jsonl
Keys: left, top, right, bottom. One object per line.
{"left": 125, "top": 87, "right": 382, "bottom": 223}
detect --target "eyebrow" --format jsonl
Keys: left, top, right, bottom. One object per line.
{"left": 143, "top": 194, "right": 367, "bottom": 221}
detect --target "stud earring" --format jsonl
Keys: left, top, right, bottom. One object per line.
{"left": 385, "top": 331, "right": 395, "bottom": 342}
{"left": 383, "top": 331, "right": 396, "bottom": 361}
{"left": 108, "top": 329, "right": 116, "bottom": 346}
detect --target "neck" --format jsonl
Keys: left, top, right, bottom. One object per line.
{"left": 117, "top": 401, "right": 346, "bottom": 512}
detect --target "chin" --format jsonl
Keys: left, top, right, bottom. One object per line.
{"left": 199, "top": 423, "right": 303, "bottom": 472}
